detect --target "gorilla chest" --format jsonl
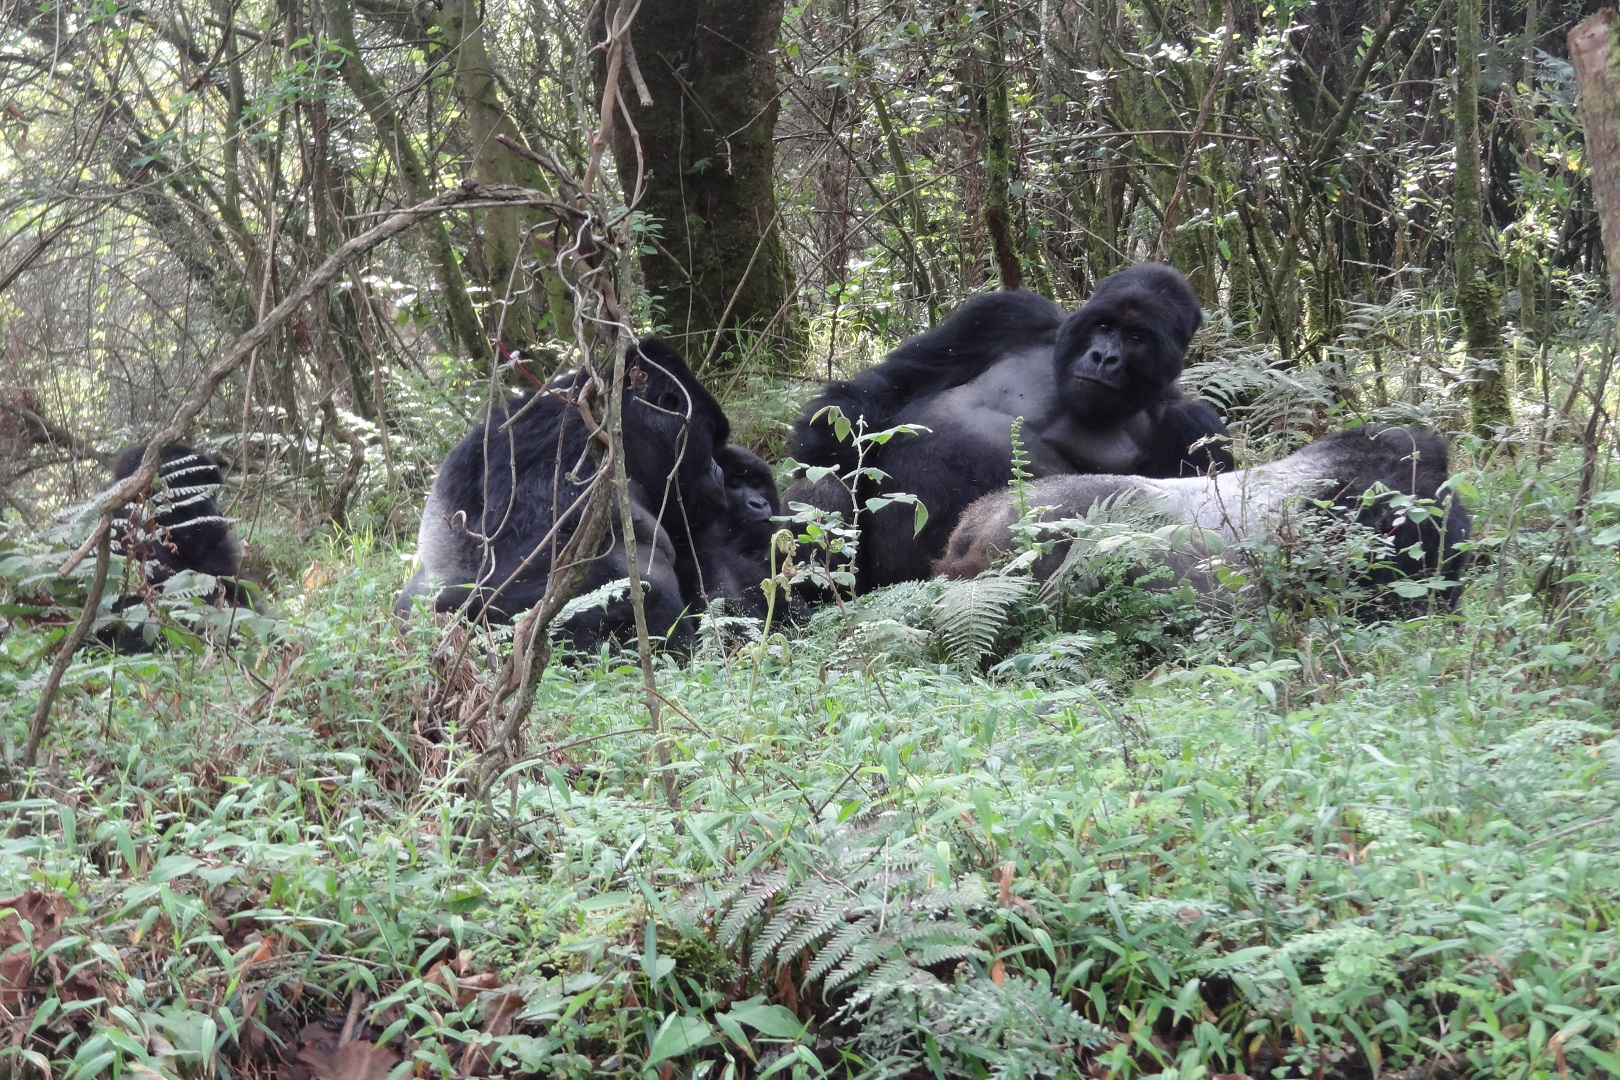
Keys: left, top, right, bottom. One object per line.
{"left": 1033, "top": 413, "right": 1151, "bottom": 474}
{"left": 891, "top": 351, "right": 1152, "bottom": 476}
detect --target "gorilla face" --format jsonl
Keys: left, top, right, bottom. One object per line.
{"left": 1053, "top": 263, "right": 1203, "bottom": 428}
{"left": 716, "top": 444, "right": 782, "bottom": 546}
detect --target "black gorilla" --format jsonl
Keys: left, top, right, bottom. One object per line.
{"left": 110, "top": 443, "right": 249, "bottom": 592}
{"left": 678, "top": 443, "right": 785, "bottom": 620}
{"left": 103, "top": 442, "right": 258, "bottom": 649}
{"left": 395, "top": 338, "right": 730, "bottom": 651}
{"left": 786, "top": 264, "right": 1232, "bottom": 590}
{"left": 936, "top": 425, "right": 1470, "bottom": 615}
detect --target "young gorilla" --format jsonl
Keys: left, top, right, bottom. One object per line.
{"left": 104, "top": 442, "right": 258, "bottom": 650}
{"left": 935, "top": 425, "right": 1471, "bottom": 615}
{"left": 786, "top": 264, "right": 1233, "bottom": 590}
{"left": 396, "top": 338, "right": 730, "bottom": 652}
{"left": 678, "top": 444, "right": 787, "bottom": 621}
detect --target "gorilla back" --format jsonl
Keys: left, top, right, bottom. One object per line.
{"left": 111, "top": 443, "right": 243, "bottom": 583}
{"left": 396, "top": 339, "right": 729, "bottom": 649}
{"left": 103, "top": 442, "right": 259, "bottom": 651}
{"left": 936, "top": 425, "right": 1470, "bottom": 616}
{"left": 786, "top": 264, "right": 1232, "bottom": 590}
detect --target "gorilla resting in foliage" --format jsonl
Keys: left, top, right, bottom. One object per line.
{"left": 786, "top": 263, "right": 1233, "bottom": 590}
{"left": 397, "top": 338, "right": 761, "bottom": 651}
{"left": 935, "top": 425, "right": 1471, "bottom": 616}
{"left": 103, "top": 442, "right": 258, "bottom": 649}
{"left": 677, "top": 443, "right": 786, "bottom": 621}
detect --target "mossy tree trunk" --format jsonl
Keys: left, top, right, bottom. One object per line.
{"left": 596, "top": 0, "right": 802, "bottom": 370}
{"left": 1456, "top": 0, "right": 1510, "bottom": 438}
{"left": 324, "top": 0, "right": 486, "bottom": 365}
{"left": 981, "top": 0, "right": 1021, "bottom": 291}
{"left": 438, "top": 0, "right": 573, "bottom": 357}
{"left": 1570, "top": 13, "right": 1620, "bottom": 309}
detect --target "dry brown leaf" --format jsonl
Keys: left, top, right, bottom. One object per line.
{"left": 0, "top": 889, "right": 65, "bottom": 1007}
{"left": 295, "top": 1040, "right": 400, "bottom": 1080}
{"left": 482, "top": 989, "right": 523, "bottom": 1038}
{"left": 427, "top": 962, "right": 502, "bottom": 1008}
{"left": 997, "top": 863, "right": 1014, "bottom": 907}
{"left": 989, "top": 958, "right": 1006, "bottom": 987}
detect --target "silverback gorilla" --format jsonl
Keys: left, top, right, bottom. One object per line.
{"left": 935, "top": 425, "right": 1471, "bottom": 615}
{"left": 786, "top": 264, "right": 1232, "bottom": 590}
{"left": 396, "top": 338, "right": 736, "bottom": 650}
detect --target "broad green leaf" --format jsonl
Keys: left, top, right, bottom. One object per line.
{"left": 724, "top": 999, "right": 805, "bottom": 1038}
{"left": 646, "top": 1014, "right": 716, "bottom": 1066}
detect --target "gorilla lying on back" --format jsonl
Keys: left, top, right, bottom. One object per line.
{"left": 936, "top": 425, "right": 1471, "bottom": 615}
{"left": 787, "top": 264, "right": 1233, "bottom": 590}
{"left": 396, "top": 338, "right": 734, "bottom": 651}
{"left": 103, "top": 442, "right": 259, "bottom": 649}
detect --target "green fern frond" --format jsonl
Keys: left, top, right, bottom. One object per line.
{"left": 804, "top": 916, "right": 876, "bottom": 983}
{"left": 842, "top": 955, "right": 928, "bottom": 1013}
{"left": 823, "top": 937, "right": 888, "bottom": 993}
{"left": 718, "top": 868, "right": 788, "bottom": 947}
{"left": 933, "top": 575, "right": 1032, "bottom": 667}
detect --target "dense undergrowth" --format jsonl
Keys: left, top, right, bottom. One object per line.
{"left": 1, "top": 431, "right": 1619, "bottom": 1080}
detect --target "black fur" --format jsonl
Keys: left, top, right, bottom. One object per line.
{"left": 396, "top": 338, "right": 729, "bottom": 652}
{"left": 103, "top": 442, "right": 257, "bottom": 651}
{"left": 786, "top": 265, "right": 1233, "bottom": 590}
{"left": 111, "top": 443, "right": 242, "bottom": 581}
{"left": 680, "top": 444, "right": 784, "bottom": 620}
{"left": 790, "top": 289, "right": 1068, "bottom": 474}
{"left": 936, "top": 425, "right": 1470, "bottom": 616}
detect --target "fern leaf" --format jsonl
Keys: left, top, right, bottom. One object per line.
{"left": 776, "top": 901, "right": 843, "bottom": 960}
{"left": 824, "top": 937, "right": 888, "bottom": 993}
{"left": 718, "top": 869, "right": 787, "bottom": 947}
{"left": 804, "top": 916, "right": 876, "bottom": 983}
{"left": 933, "top": 575, "right": 1032, "bottom": 667}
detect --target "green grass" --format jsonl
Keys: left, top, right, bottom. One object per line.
{"left": 1, "top": 457, "right": 1618, "bottom": 1079}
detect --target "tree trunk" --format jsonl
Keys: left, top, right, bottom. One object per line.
{"left": 324, "top": 0, "right": 486, "bottom": 364}
{"left": 1456, "top": 0, "right": 1510, "bottom": 438}
{"left": 981, "top": 0, "right": 1021, "bottom": 291}
{"left": 1570, "top": 12, "right": 1620, "bottom": 308}
{"left": 437, "top": 0, "right": 573, "bottom": 356}
{"left": 595, "top": 0, "right": 802, "bottom": 369}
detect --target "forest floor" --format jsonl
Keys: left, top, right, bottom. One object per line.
{"left": 1, "top": 444, "right": 1618, "bottom": 1080}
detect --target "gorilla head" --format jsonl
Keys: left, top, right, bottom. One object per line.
{"left": 619, "top": 338, "right": 730, "bottom": 522}
{"left": 1053, "top": 263, "right": 1203, "bottom": 428}
{"left": 717, "top": 444, "right": 781, "bottom": 549}
{"left": 677, "top": 443, "right": 786, "bottom": 620}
